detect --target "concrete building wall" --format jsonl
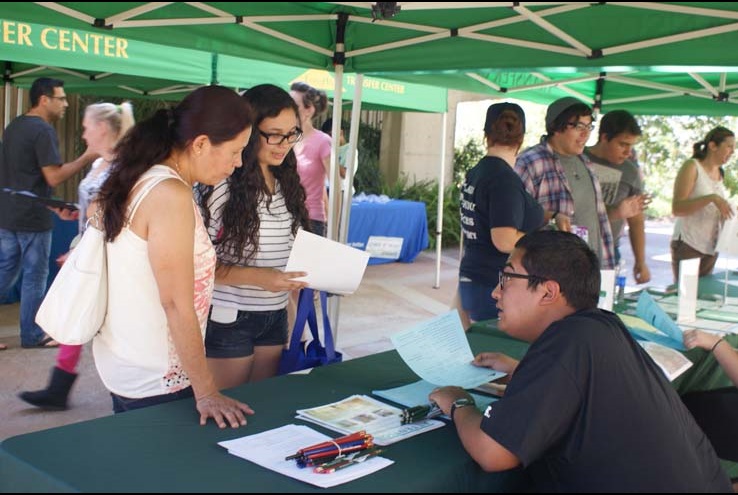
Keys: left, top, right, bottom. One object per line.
{"left": 379, "top": 89, "right": 494, "bottom": 188}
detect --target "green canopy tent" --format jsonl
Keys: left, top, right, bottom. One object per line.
{"left": 4, "top": 62, "right": 203, "bottom": 101}
{"left": 0, "top": 19, "right": 217, "bottom": 127}
{"left": 372, "top": 68, "right": 738, "bottom": 116}
{"left": 11, "top": 2, "right": 738, "bottom": 323}
{"left": 217, "top": 54, "right": 446, "bottom": 113}
{"left": 6, "top": 3, "right": 738, "bottom": 118}
{"left": 0, "top": 13, "right": 451, "bottom": 299}
{"left": 6, "top": 1, "right": 738, "bottom": 253}
{"left": 6, "top": 3, "right": 738, "bottom": 72}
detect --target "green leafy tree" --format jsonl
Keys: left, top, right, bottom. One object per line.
{"left": 453, "top": 137, "right": 485, "bottom": 189}
{"left": 354, "top": 121, "right": 383, "bottom": 194}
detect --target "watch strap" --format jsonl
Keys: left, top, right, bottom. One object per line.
{"left": 450, "top": 398, "right": 475, "bottom": 421}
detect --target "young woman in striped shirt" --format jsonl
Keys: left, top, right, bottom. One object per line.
{"left": 198, "top": 84, "right": 309, "bottom": 388}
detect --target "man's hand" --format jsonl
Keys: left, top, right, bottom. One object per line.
{"left": 633, "top": 261, "right": 651, "bottom": 284}
{"left": 554, "top": 213, "right": 572, "bottom": 232}
{"left": 49, "top": 207, "right": 79, "bottom": 221}
{"left": 428, "top": 386, "right": 471, "bottom": 416}
{"left": 473, "top": 352, "right": 519, "bottom": 375}
{"left": 615, "top": 194, "right": 647, "bottom": 220}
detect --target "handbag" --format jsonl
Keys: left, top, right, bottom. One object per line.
{"left": 278, "top": 288, "right": 342, "bottom": 375}
{"left": 35, "top": 219, "right": 107, "bottom": 345}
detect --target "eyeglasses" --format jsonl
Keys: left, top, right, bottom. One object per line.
{"left": 566, "top": 122, "right": 595, "bottom": 133}
{"left": 498, "top": 270, "right": 546, "bottom": 290}
{"left": 48, "top": 96, "right": 68, "bottom": 103}
{"left": 258, "top": 129, "right": 303, "bottom": 145}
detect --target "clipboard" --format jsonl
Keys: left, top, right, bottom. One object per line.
{"left": 1, "top": 188, "right": 79, "bottom": 211}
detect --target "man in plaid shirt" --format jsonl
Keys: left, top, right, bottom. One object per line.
{"left": 515, "top": 97, "right": 615, "bottom": 269}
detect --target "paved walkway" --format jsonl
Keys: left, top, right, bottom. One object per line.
{"left": 0, "top": 221, "right": 676, "bottom": 441}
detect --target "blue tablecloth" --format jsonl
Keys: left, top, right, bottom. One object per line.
{"left": 347, "top": 199, "right": 429, "bottom": 265}
{"left": 0, "top": 216, "right": 77, "bottom": 304}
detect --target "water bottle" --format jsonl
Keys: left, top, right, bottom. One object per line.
{"left": 615, "top": 259, "right": 627, "bottom": 305}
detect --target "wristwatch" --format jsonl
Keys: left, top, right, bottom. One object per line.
{"left": 450, "top": 397, "right": 476, "bottom": 421}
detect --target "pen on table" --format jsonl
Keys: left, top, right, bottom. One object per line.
{"left": 298, "top": 442, "right": 374, "bottom": 467}
{"left": 285, "top": 431, "right": 370, "bottom": 460}
{"left": 314, "top": 449, "right": 384, "bottom": 474}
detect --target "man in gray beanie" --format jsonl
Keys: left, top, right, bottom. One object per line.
{"left": 514, "top": 97, "right": 615, "bottom": 270}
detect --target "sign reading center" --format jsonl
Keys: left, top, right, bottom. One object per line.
{"left": 1, "top": 20, "right": 129, "bottom": 58}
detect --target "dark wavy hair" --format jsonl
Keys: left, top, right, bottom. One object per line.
{"left": 515, "top": 230, "right": 600, "bottom": 311}
{"left": 198, "top": 84, "right": 309, "bottom": 265}
{"left": 97, "top": 85, "right": 252, "bottom": 241}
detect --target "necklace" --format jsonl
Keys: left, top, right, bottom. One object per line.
{"left": 170, "top": 162, "right": 193, "bottom": 185}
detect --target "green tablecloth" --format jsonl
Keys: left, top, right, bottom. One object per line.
{"left": 0, "top": 333, "right": 528, "bottom": 493}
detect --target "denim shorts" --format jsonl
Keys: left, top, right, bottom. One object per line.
{"left": 458, "top": 278, "right": 499, "bottom": 322}
{"left": 205, "top": 308, "right": 288, "bottom": 358}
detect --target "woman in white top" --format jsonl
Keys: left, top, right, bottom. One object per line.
{"left": 94, "top": 86, "right": 254, "bottom": 428}
{"left": 198, "top": 84, "right": 309, "bottom": 389}
{"left": 19, "top": 102, "right": 134, "bottom": 411}
{"left": 671, "top": 126, "right": 735, "bottom": 281}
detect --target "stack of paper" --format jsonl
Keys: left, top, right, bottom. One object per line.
{"left": 219, "top": 424, "right": 393, "bottom": 488}
{"left": 295, "top": 394, "right": 444, "bottom": 446}
{"left": 389, "top": 311, "right": 507, "bottom": 388}
{"left": 284, "top": 229, "right": 370, "bottom": 294}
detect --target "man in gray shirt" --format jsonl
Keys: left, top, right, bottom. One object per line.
{"left": 0, "top": 77, "right": 96, "bottom": 348}
{"left": 515, "top": 97, "right": 615, "bottom": 269}
{"left": 585, "top": 110, "right": 651, "bottom": 283}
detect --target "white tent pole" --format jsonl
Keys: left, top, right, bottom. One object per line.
{"left": 16, "top": 87, "right": 23, "bottom": 117}
{"left": 4, "top": 81, "right": 11, "bottom": 130}
{"left": 327, "top": 31, "right": 346, "bottom": 341}
{"left": 434, "top": 111, "right": 448, "bottom": 289}
{"left": 339, "top": 74, "right": 363, "bottom": 245}
{"left": 327, "top": 64, "right": 343, "bottom": 243}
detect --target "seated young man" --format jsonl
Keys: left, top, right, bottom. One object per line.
{"left": 430, "top": 230, "right": 730, "bottom": 492}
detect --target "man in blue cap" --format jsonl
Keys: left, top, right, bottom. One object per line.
{"left": 514, "top": 97, "right": 615, "bottom": 270}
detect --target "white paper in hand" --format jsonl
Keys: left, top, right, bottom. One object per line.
{"left": 716, "top": 206, "right": 738, "bottom": 257}
{"left": 285, "top": 229, "right": 370, "bottom": 295}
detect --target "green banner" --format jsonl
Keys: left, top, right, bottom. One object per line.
{"left": 218, "top": 55, "right": 447, "bottom": 113}
{"left": 0, "top": 19, "right": 211, "bottom": 84}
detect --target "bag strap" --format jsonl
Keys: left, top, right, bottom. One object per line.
{"left": 285, "top": 288, "right": 336, "bottom": 358}
{"left": 127, "top": 166, "right": 189, "bottom": 225}
{"left": 318, "top": 291, "right": 336, "bottom": 360}
{"left": 286, "top": 288, "right": 313, "bottom": 352}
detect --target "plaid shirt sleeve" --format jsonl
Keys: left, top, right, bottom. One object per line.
{"left": 515, "top": 143, "right": 574, "bottom": 216}
{"left": 515, "top": 143, "right": 615, "bottom": 269}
